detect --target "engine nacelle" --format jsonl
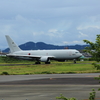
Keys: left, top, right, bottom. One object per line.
{"left": 40, "top": 56, "right": 49, "bottom": 62}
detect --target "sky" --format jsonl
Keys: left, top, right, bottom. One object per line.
{"left": 0, "top": 0, "right": 100, "bottom": 50}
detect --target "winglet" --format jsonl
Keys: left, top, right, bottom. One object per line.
{"left": 5, "top": 35, "right": 22, "bottom": 53}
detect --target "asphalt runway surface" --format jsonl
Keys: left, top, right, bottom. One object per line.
{"left": 0, "top": 74, "right": 100, "bottom": 100}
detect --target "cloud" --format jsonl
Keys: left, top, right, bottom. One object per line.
{"left": 48, "top": 29, "right": 58, "bottom": 33}
{"left": 77, "top": 25, "right": 100, "bottom": 30}
{"left": 78, "top": 31, "right": 88, "bottom": 38}
{"left": 73, "top": 41, "right": 83, "bottom": 44}
{"left": 15, "top": 15, "right": 31, "bottom": 24}
{"left": 0, "top": 0, "right": 100, "bottom": 49}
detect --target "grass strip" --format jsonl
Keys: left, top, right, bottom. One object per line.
{"left": 0, "top": 61, "right": 99, "bottom": 75}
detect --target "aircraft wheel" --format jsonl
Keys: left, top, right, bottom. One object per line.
{"left": 73, "top": 59, "right": 76, "bottom": 64}
{"left": 35, "top": 62, "right": 41, "bottom": 64}
{"left": 45, "top": 62, "right": 50, "bottom": 64}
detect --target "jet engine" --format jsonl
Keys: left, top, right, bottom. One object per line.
{"left": 40, "top": 56, "right": 49, "bottom": 62}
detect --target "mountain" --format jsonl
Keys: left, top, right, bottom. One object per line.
{"left": 3, "top": 41, "right": 89, "bottom": 52}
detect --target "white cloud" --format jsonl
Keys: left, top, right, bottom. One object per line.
{"left": 48, "top": 29, "right": 63, "bottom": 38}
{"left": 32, "top": 31, "right": 44, "bottom": 36}
{"left": 33, "top": 32, "right": 38, "bottom": 36}
{"left": 77, "top": 25, "right": 100, "bottom": 30}
{"left": 62, "top": 40, "right": 84, "bottom": 45}
{"left": 78, "top": 31, "right": 88, "bottom": 38}
{"left": 63, "top": 41, "right": 69, "bottom": 44}
{"left": 1, "top": 0, "right": 100, "bottom": 49}
{"left": 48, "top": 29, "right": 58, "bottom": 33}
{"left": 73, "top": 41, "right": 82, "bottom": 44}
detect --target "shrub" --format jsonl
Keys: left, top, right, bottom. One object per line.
{"left": 56, "top": 94, "right": 77, "bottom": 100}
{"left": 1, "top": 72, "right": 9, "bottom": 75}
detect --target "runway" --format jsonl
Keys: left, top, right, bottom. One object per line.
{"left": 0, "top": 74, "right": 100, "bottom": 100}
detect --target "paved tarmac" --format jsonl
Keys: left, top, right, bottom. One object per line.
{"left": 0, "top": 74, "right": 100, "bottom": 100}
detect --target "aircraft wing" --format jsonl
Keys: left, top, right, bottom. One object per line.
{"left": 6, "top": 54, "right": 55, "bottom": 58}
{"left": 7, "top": 54, "right": 40, "bottom": 58}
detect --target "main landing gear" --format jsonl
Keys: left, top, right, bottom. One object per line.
{"left": 35, "top": 62, "right": 41, "bottom": 64}
{"left": 35, "top": 61, "right": 50, "bottom": 64}
{"left": 73, "top": 59, "right": 76, "bottom": 64}
{"left": 45, "top": 62, "right": 50, "bottom": 64}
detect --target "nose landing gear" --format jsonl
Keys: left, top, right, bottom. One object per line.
{"left": 73, "top": 59, "right": 76, "bottom": 64}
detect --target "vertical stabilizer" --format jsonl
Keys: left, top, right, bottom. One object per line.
{"left": 5, "top": 35, "right": 22, "bottom": 53}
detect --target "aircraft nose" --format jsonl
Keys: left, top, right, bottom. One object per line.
{"left": 79, "top": 53, "right": 83, "bottom": 57}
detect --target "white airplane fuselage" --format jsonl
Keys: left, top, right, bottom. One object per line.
{"left": 11, "top": 50, "right": 81, "bottom": 59}
{"left": 5, "top": 35, "right": 82, "bottom": 64}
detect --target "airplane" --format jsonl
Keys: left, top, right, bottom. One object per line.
{"left": 5, "top": 35, "right": 82, "bottom": 64}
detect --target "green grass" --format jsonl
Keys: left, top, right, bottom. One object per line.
{"left": 0, "top": 59, "right": 100, "bottom": 75}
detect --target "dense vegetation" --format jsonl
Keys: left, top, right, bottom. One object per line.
{"left": 83, "top": 34, "right": 100, "bottom": 70}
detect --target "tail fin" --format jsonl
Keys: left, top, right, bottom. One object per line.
{"left": 5, "top": 35, "right": 22, "bottom": 53}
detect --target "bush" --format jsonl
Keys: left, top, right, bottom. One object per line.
{"left": 92, "top": 63, "right": 100, "bottom": 70}
{"left": 56, "top": 94, "right": 77, "bottom": 100}
{"left": 1, "top": 72, "right": 9, "bottom": 75}
{"left": 89, "top": 89, "right": 96, "bottom": 100}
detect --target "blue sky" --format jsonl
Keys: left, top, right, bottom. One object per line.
{"left": 0, "top": 0, "right": 100, "bottom": 49}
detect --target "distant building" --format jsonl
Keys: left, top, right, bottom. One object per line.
{"left": 0, "top": 52, "right": 6, "bottom": 56}
{"left": 64, "top": 47, "right": 68, "bottom": 49}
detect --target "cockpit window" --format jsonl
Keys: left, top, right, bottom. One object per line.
{"left": 75, "top": 52, "right": 79, "bottom": 53}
